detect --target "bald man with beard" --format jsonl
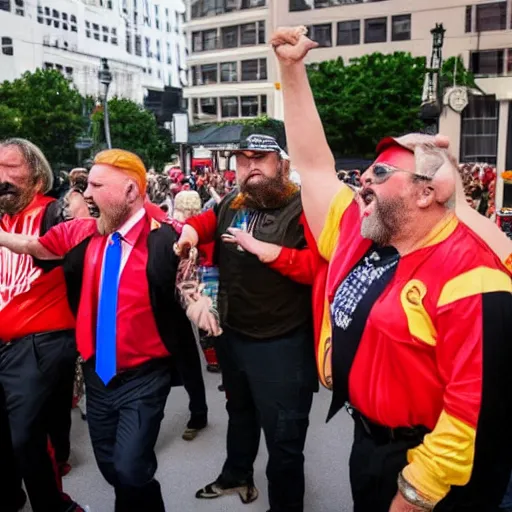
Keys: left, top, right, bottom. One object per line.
{"left": 0, "top": 148, "right": 214, "bottom": 512}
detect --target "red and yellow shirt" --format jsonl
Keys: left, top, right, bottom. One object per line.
{"left": 316, "top": 186, "right": 512, "bottom": 503}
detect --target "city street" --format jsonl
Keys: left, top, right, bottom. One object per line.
{"left": 24, "top": 368, "right": 355, "bottom": 512}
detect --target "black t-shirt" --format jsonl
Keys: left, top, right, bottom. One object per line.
{"left": 327, "top": 244, "right": 400, "bottom": 421}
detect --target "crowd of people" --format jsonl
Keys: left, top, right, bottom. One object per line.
{"left": 0, "top": 25, "right": 511, "bottom": 512}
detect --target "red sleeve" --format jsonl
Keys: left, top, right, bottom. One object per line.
{"left": 186, "top": 209, "right": 217, "bottom": 244}
{"left": 39, "top": 218, "right": 97, "bottom": 257}
{"left": 268, "top": 247, "right": 316, "bottom": 285}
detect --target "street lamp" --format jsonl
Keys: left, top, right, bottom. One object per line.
{"left": 98, "top": 58, "right": 113, "bottom": 149}
{"left": 419, "top": 23, "right": 446, "bottom": 134}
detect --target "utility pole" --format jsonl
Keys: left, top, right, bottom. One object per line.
{"left": 98, "top": 58, "right": 113, "bottom": 149}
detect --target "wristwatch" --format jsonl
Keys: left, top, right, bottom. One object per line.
{"left": 397, "top": 472, "right": 435, "bottom": 511}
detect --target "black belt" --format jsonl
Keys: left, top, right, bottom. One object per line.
{"left": 350, "top": 407, "right": 430, "bottom": 445}
{"left": 0, "top": 329, "right": 75, "bottom": 346}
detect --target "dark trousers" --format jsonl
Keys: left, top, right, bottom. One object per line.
{"left": 349, "top": 418, "right": 503, "bottom": 512}
{"left": 47, "top": 353, "right": 76, "bottom": 463}
{"left": 0, "top": 331, "right": 77, "bottom": 512}
{"left": 83, "top": 358, "right": 173, "bottom": 512}
{"left": 0, "top": 382, "right": 23, "bottom": 512}
{"left": 175, "top": 328, "right": 208, "bottom": 421}
{"left": 215, "top": 326, "right": 317, "bottom": 512}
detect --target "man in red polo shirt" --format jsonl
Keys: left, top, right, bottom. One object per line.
{"left": 0, "top": 138, "right": 84, "bottom": 512}
{"left": 0, "top": 149, "right": 211, "bottom": 512}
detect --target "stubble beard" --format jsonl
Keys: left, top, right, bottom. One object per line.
{"left": 360, "top": 196, "right": 407, "bottom": 246}
{"left": 96, "top": 202, "right": 131, "bottom": 235}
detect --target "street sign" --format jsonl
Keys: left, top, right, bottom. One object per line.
{"left": 75, "top": 138, "right": 93, "bottom": 150}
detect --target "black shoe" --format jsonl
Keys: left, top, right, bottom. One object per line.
{"left": 195, "top": 476, "right": 258, "bottom": 504}
{"left": 183, "top": 413, "right": 207, "bottom": 441}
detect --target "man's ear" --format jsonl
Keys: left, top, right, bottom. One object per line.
{"left": 416, "top": 184, "right": 436, "bottom": 209}
{"left": 125, "top": 181, "right": 139, "bottom": 203}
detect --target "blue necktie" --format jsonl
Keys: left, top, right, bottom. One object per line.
{"left": 95, "top": 232, "right": 122, "bottom": 385}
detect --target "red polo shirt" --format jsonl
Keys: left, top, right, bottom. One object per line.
{"left": 39, "top": 211, "right": 170, "bottom": 371}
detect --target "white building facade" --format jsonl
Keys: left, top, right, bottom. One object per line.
{"left": 0, "top": 0, "right": 188, "bottom": 104}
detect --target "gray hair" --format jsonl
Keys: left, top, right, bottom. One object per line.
{"left": 0, "top": 138, "right": 54, "bottom": 193}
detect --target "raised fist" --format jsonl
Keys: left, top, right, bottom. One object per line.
{"left": 270, "top": 26, "right": 319, "bottom": 64}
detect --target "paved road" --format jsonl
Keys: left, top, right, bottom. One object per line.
{"left": 24, "top": 369, "right": 355, "bottom": 512}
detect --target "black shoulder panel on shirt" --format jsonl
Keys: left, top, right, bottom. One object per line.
{"left": 146, "top": 224, "right": 196, "bottom": 358}
{"left": 62, "top": 236, "right": 93, "bottom": 317}
{"left": 34, "top": 199, "right": 67, "bottom": 273}
{"left": 435, "top": 291, "right": 512, "bottom": 511}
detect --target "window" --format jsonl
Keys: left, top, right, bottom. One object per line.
{"left": 241, "top": 0, "right": 266, "bottom": 7}
{"left": 191, "top": 66, "right": 199, "bottom": 86}
{"left": 241, "top": 23, "right": 257, "bottom": 45}
{"left": 200, "top": 98, "right": 218, "bottom": 116}
{"left": 507, "top": 48, "right": 512, "bottom": 74}
{"left": 102, "top": 25, "right": 108, "bottom": 32}
{"left": 260, "top": 95, "right": 267, "bottom": 114}
{"left": 0, "top": 0, "right": 10, "bottom": 12}
{"left": 86, "top": 30, "right": 91, "bottom": 38}
{"left": 460, "top": 95, "right": 499, "bottom": 164}
{"left": 62, "top": 12, "right": 68, "bottom": 20}
{"left": 156, "top": 40, "right": 161, "bottom": 61}
{"left": 465, "top": 5, "right": 472, "bottom": 32}
{"left": 38, "top": 16, "right": 43, "bottom": 23}
{"left": 54, "top": 20, "right": 60, "bottom": 28}
{"left": 45, "top": 7, "right": 50, "bottom": 15}
{"left": 112, "top": 28, "right": 117, "bottom": 35}
{"left": 94, "top": 33, "right": 100, "bottom": 41}
{"left": 221, "top": 61, "right": 237, "bottom": 82}
{"left": 167, "top": 42, "right": 171, "bottom": 63}
{"left": 135, "top": 35, "right": 142, "bottom": 56}
{"left": 471, "top": 49, "right": 504, "bottom": 75}
{"left": 258, "top": 20, "right": 265, "bottom": 43}
{"left": 241, "top": 96, "right": 259, "bottom": 117}
{"left": 1, "top": 37, "right": 13, "bottom": 55}
{"left": 46, "top": 18, "right": 51, "bottom": 25}
{"left": 93, "top": 23, "right": 99, "bottom": 31}
{"left": 44, "top": 62, "right": 53, "bottom": 69}
{"left": 201, "top": 63, "right": 217, "bottom": 84}
{"left": 241, "top": 58, "right": 267, "bottom": 80}
{"left": 337, "top": 20, "right": 360, "bottom": 45}
{"left": 70, "top": 15, "right": 76, "bottom": 23}
{"left": 391, "top": 14, "right": 411, "bottom": 41}
{"left": 157, "top": 70, "right": 161, "bottom": 79}
{"left": 63, "top": 23, "right": 68, "bottom": 30}
{"left": 103, "top": 34, "right": 108, "bottom": 42}
{"left": 52, "top": 9, "right": 59, "bottom": 18}
{"left": 476, "top": 1, "right": 506, "bottom": 31}
{"left": 167, "top": 21, "right": 171, "bottom": 32}
{"left": 203, "top": 29, "right": 218, "bottom": 51}
{"left": 192, "top": 98, "right": 199, "bottom": 116}
{"left": 155, "top": 5, "right": 160, "bottom": 29}
{"left": 86, "top": 21, "right": 90, "bottom": 28}
{"left": 365, "top": 17, "right": 387, "bottom": 43}
{"left": 221, "top": 97, "right": 239, "bottom": 118}
{"left": 108, "top": 0, "right": 112, "bottom": 8}
{"left": 222, "top": 26, "right": 238, "bottom": 48}
{"left": 309, "top": 23, "right": 332, "bottom": 47}
{"left": 71, "top": 25, "right": 77, "bottom": 32}
{"left": 290, "top": 0, "right": 311, "bottom": 11}
{"left": 111, "top": 36, "right": 118, "bottom": 45}
{"left": 65, "top": 66, "right": 73, "bottom": 76}
{"left": 145, "top": 37, "right": 151, "bottom": 57}
{"left": 55, "top": 64, "right": 63, "bottom": 72}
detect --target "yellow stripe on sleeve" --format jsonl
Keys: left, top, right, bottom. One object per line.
{"left": 317, "top": 185, "right": 354, "bottom": 262}
{"left": 402, "top": 410, "right": 476, "bottom": 503}
{"left": 437, "top": 267, "right": 512, "bottom": 307}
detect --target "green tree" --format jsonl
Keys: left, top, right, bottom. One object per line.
{"left": 307, "top": 52, "right": 426, "bottom": 158}
{"left": 441, "top": 55, "right": 478, "bottom": 90}
{"left": 92, "top": 97, "right": 176, "bottom": 172}
{"left": 0, "top": 69, "right": 83, "bottom": 166}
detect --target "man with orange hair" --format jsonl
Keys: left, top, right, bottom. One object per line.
{"left": 0, "top": 148, "right": 211, "bottom": 512}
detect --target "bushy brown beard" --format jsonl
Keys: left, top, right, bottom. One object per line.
{"left": 234, "top": 166, "right": 299, "bottom": 210}
{"left": 96, "top": 202, "right": 131, "bottom": 235}
{"left": 0, "top": 182, "right": 36, "bottom": 216}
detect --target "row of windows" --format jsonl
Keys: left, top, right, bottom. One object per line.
{"left": 192, "top": 21, "right": 265, "bottom": 53}
{"left": 1, "top": 36, "right": 13, "bottom": 55}
{"left": 43, "top": 62, "right": 73, "bottom": 77}
{"left": 470, "top": 48, "right": 512, "bottom": 76}
{"left": 290, "top": 0, "right": 386, "bottom": 11}
{"left": 0, "top": 0, "right": 24, "bottom": 16}
{"left": 191, "top": 0, "right": 266, "bottom": 20}
{"left": 36, "top": 7, "right": 78, "bottom": 32}
{"left": 307, "top": 15, "right": 411, "bottom": 48}
{"left": 85, "top": 21, "right": 118, "bottom": 45}
{"left": 465, "top": 2, "right": 511, "bottom": 33}
{"left": 191, "top": 94, "right": 267, "bottom": 119}
{"left": 191, "top": 58, "right": 267, "bottom": 85}
{"left": 99, "top": 0, "right": 113, "bottom": 8}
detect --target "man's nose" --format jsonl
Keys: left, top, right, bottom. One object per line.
{"left": 360, "top": 170, "right": 373, "bottom": 187}
{"left": 83, "top": 186, "right": 92, "bottom": 200}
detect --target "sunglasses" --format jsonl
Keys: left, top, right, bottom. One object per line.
{"left": 369, "top": 164, "right": 433, "bottom": 185}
